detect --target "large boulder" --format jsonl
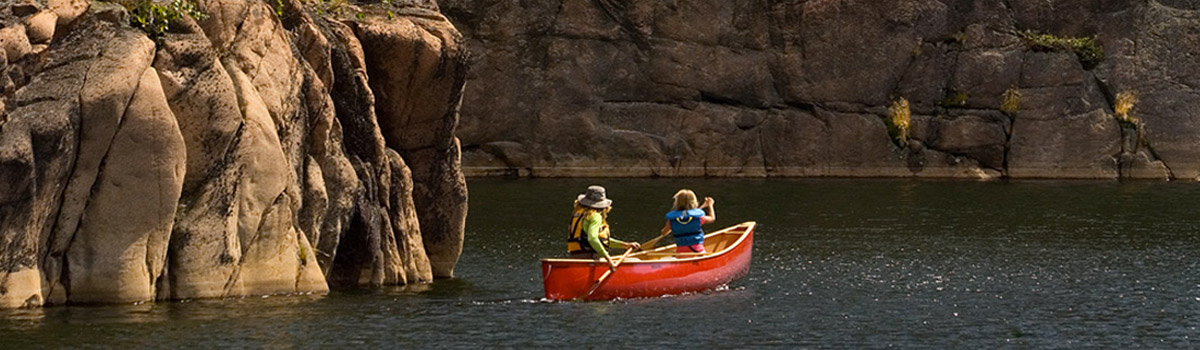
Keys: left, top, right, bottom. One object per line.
{"left": 24, "top": 10, "right": 57, "bottom": 44}
{"left": 354, "top": 10, "right": 467, "bottom": 278}
{"left": 0, "top": 25, "right": 31, "bottom": 62}
{"left": 0, "top": 14, "right": 181, "bottom": 307}
{"left": 317, "top": 11, "right": 441, "bottom": 285}
{"left": 0, "top": 16, "right": 140, "bottom": 308}
{"left": 387, "top": 149, "right": 433, "bottom": 284}
{"left": 67, "top": 67, "right": 186, "bottom": 304}
{"left": 52, "top": 19, "right": 159, "bottom": 303}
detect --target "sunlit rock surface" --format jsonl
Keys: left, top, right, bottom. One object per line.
{"left": 0, "top": 0, "right": 466, "bottom": 308}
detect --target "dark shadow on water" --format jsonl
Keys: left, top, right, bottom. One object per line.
{"left": 328, "top": 278, "right": 479, "bottom": 300}
{"left": 409, "top": 278, "right": 476, "bottom": 298}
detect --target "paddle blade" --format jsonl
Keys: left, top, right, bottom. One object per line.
{"left": 579, "top": 247, "right": 634, "bottom": 300}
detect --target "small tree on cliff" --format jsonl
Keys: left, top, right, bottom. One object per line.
{"left": 887, "top": 98, "right": 911, "bottom": 146}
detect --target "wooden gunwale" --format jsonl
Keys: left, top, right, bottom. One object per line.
{"left": 541, "top": 221, "right": 754, "bottom": 265}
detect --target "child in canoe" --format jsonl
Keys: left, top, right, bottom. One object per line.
{"left": 568, "top": 185, "right": 640, "bottom": 267}
{"left": 661, "top": 189, "right": 716, "bottom": 253}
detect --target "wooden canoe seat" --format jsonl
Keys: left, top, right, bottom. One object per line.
{"left": 708, "top": 240, "right": 730, "bottom": 252}
{"left": 704, "top": 229, "right": 741, "bottom": 252}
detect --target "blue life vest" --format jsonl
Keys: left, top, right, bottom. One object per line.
{"left": 666, "top": 209, "right": 706, "bottom": 247}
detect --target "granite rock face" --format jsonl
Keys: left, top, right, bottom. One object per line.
{"left": 0, "top": 0, "right": 466, "bottom": 308}
{"left": 354, "top": 13, "right": 468, "bottom": 277}
{"left": 445, "top": 0, "right": 1190, "bottom": 180}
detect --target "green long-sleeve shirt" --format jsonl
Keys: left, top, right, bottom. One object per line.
{"left": 583, "top": 211, "right": 627, "bottom": 260}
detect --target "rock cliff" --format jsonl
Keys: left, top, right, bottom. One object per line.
{"left": 445, "top": 0, "right": 1199, "bottom": 180}
{"left": 0, "top": 0, "right": 467, "bottom": 308}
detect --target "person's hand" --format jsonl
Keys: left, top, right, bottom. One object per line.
{"left": 625, "top": 242, "right": 641, "bottom": 250}
{"left": 704, "top": 197, "right": 715, "bottom": 207}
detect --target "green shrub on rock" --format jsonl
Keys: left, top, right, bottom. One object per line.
{"left": 312, "top": 0, "right": 352, "bottom": 16}
{"left": 1020, "top": 30, "right": 1104, "bottom": 69}
{"left": 1114, "top": 91, "right": 1140, "bottom": 126}
{"left": 114, "top": 0, "right": 207, "bottom": 39}
{"left": 888, "top": 98, "right": 911, "bottom": 146}
{"left": 1001, "top": 88, "right": 1021, "bottom": 116}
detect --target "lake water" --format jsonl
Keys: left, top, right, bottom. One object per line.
{"left": 3, "top": 178, "right": 1199, "bottom": 348}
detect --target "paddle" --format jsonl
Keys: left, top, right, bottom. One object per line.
{"left": 581, "top": 247, "right": 635, "bottom": 300}
{"left": 639, "top": 230, "right": 672, "bottom": 251}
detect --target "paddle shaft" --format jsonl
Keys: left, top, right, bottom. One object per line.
{"left": 582, "top": 247, "right": 635, "bottom": 299}
{"left": 641, "top": 231, "right": 671, "bottom": 250}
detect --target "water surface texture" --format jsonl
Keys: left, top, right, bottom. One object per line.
{"left": 4, "top": 179, "right": 1199, "bottom": 348}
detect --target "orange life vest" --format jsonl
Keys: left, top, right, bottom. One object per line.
{"left": 568, "top": 206, "right": 609, "bottom": 254}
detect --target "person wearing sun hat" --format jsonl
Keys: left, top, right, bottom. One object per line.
{"left": 567, "top": 185, "right": 640, "bottom": 266}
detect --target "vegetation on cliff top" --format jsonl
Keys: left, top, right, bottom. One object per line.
{"left": 114, "top": 0, "right": 207, "bottom": 39}
{"left": 312, "top": 0, "right": 352, "bottom": 15}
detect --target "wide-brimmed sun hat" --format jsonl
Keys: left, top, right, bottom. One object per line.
{"left": 577, "top": 185, "right": 613, "bottom": 209}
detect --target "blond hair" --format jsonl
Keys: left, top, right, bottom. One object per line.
{"left": 575, "top": 200, "right": 611, "bottom": 217}
{"left": 671, "top": 189, "right": 699, "bottom": 211}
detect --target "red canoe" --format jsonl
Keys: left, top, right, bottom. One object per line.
{"left": 541, "top": 221, "right": 756, "bottom": 300}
